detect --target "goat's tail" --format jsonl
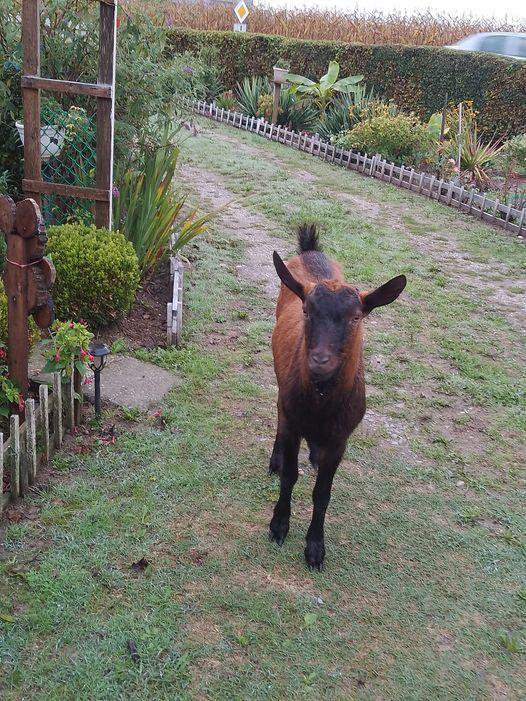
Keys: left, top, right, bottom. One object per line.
{"left": 297, "top": 223, "right": 321, "bottom": 253}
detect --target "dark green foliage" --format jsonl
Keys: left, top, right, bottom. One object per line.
{"left": 235, "top": 76, "right": 271, "bottom": 117}
{"left": 46, "top": 224, "right": 140, "bottom": 328}
{"left": 279, "top": 90, "right": 318, "bottom": 132}
{"left": 316, "top": 93, "right": 356, "bottom": 141}
{"left": 167, "top": 27, "right": 526, "bottom": 136}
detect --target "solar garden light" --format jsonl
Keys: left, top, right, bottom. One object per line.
{"left": 88, "top": 342, "right": 110, "bottom": 416}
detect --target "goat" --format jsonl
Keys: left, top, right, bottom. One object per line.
{"left": 269, "top": 224, "right": 406, "bottom": 571}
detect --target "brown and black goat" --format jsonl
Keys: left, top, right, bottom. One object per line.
{"left": 269, "top": 224, "right": 406, "bottom": 571}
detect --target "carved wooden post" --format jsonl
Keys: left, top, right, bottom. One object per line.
{"left": 0, "top": 196, "right": 55, "bottom": 414}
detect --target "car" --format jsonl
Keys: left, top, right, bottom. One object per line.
{"left": 447, "top": 32, "right": 526, "bottom": 60}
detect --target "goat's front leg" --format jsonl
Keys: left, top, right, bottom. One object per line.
{"left": 269, "top": 427, "right": 300, "bottom": 546}
{"left": 305, "top": 444, "right": 346, "bottom": 571}
{"left": 269, "top": 399, "right": 287, "bottom": 475}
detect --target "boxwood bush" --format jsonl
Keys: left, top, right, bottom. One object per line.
{"left": 46, "top": 224, "right": 140, "bottom": 328}
{"left": 335, "top": 112, "right": 435, "bottom": 166}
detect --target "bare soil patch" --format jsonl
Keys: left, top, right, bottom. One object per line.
{"left": 101, "top": 264, "right": 171, "bottom": 349}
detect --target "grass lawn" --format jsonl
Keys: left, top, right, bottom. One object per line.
{"left": 1, "top": 121, "right": 525, "bottom": 700}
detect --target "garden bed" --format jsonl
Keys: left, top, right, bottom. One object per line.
{"left": 101, "top": 262, "right": 172, "bottom": 350}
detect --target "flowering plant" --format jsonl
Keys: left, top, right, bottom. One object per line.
{"left": 42, "top": 320, "right": 94, "bottom": 378}
{"left": 0, "top": 343, "right": 24, "bottom": 418}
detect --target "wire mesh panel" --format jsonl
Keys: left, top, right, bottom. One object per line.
{"left": 39, "top": 98, "right": 97, "bottom": 225}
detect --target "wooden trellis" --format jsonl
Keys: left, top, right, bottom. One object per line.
{"left": 21, "top": 0, "right": 117, "bottom": 229}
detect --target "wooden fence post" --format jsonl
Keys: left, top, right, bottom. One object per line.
{"left": 26, "top": 398, "right": 37, "bottom": 484}
{"left": 21, "top": 0, "right": 42, "bottom": 208}
{"left": 10, "top": 414, "right": 20, "bottom": 499}
{"left": 95, "top": 0, "right": 117, "bottom": 228}
{"left": 39, "top": 383, "right": 50, "bottom": 463}
{"left": 53, "top": 373, "right": 63, "bottom": 449}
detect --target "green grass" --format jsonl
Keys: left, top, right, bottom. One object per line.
{"left": 1, "top": 121, "right": 525, "bottom": 700}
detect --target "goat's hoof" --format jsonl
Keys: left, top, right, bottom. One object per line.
{"left": 305, "top": 540, "right": 325, "bottom": 572}
{"left": 269, "top": 517, "right": 289, "bottom": 546}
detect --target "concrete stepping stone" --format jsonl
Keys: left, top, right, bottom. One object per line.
{"left": 84, "top": 355, "right": 180, "bottom": 410}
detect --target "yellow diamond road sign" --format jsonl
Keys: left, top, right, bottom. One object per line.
{"left": 234, "top": 0, "right": 249, "bottom": 24}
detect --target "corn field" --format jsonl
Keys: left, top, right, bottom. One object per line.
{"left": 124, "top": 1, "right": 526, "bottom": 47}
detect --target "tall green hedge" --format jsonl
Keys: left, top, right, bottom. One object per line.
{"left": 168, "top": 27, "right": 526, "bottom": 136}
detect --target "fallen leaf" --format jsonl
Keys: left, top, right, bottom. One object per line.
{"left": 131, "top": 557, "right": 150, "bottom": 572}
{"left": 0, "top": 612, "right": 15, "bottom": 623}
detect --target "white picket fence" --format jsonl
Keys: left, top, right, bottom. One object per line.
{"left": 167, "top": 235, "right": 183, "bottom": 346}
{"left": 194, "top": 100, "right": 526, "bottom": 239}
{"left": 1, "top": 370, "right": 81, "bottom": 513}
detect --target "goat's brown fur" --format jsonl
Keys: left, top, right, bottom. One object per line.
{"left": 268, "top": 225, "right": 406, "bottom": 571}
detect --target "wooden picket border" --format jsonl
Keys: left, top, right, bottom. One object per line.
{"left": 1, "top": 367, "right": 82, "bottom": 514}
{"left": 167, "top": 235, "right": 184, "bottom": 346}
{"left": 194, "top": 100, "right": 526, "bottom": 239}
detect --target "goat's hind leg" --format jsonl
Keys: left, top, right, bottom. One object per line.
{"left": 269, "top": 429, "right": 300, "bottom": 546}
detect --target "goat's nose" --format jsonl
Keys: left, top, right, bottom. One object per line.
{"left": 312, "top": 352, "right": 330, "bottom": 366}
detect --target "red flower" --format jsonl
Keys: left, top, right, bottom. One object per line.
{"left": 55, "top": 352, "right": 61, "bottom": 362}
{"left": 89, "top": 354, "right": 94, "bottom": 362}
{"left": 80, "top": 349, "right": 88, "bottom": 360}
{"left": 69, "top": 321, "right": 75, "bottom": 329}
{"left": 0, "top": 348, "right": 6, "bottom": 360}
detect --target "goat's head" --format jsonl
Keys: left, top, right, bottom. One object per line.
{"left": 273, "top": 251, "right": 406, "bottom": 382}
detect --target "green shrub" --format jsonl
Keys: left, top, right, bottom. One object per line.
{"left": 167, "top": 27, "right": 526, "bottom": 137}
{"left": 46, "top": 224, "right": 140, "bottom": 328}
{"left": 0, "top": 281, "right": 40, "bottom": 350}
{"left": 335, "top": 112, "right": 434, "bottom": 166}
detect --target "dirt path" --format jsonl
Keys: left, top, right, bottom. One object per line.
{"left": 184, "top": 165, "right": 282, "bottom": 297}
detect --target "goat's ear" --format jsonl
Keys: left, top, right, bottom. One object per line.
{"left": 362, "top": 275, "right": 407, "bottom": 314}
{"left": 273, "top": 251, "right": 305, "bottom": 300}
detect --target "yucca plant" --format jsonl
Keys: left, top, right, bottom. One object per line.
{"left": 113, "top": 132, "right": 213, "bottom": 277}
{"left": 235, "top": 76, "right": 271, "bottom": 117}
{"left": 455, "top": 128, "right": 504, "bottom": 190}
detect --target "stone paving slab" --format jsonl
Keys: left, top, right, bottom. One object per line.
{"left": 84, "top": 355, "right": 181, "bottom": 410}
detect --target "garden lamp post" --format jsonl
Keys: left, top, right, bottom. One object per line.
{"left": 88, "top": 342, "right": 110, "bottom": 416}
{"left": 272, "top": 66, "right": 288, "bottom": 125}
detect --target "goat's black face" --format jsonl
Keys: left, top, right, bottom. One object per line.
{"left": 303, "top": 283, "right": 362, "bottom": 382}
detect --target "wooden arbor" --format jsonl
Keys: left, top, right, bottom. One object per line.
{"left": 21, "top": 0, "right": 117, "bottom": 229}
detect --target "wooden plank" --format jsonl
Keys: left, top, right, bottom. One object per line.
{"left": 21, "top": 76, "right": 113, "bottom": 98}
{"left": 26, "top": 398, "right": 37, "bottom": 484}
{"left": 65, "top": 363, "right": 75, "bottom": 430}
{"left": 428, "top": 175, "right": 436, "bottom": 198}
{"left": 74, "top": 369, "right": 82, "bottom": 427}
{"left": 517, "top": 208, "right": 525, "bottom": 235}
{"left": 22, "top": 180, "right": 110, "bottom": 201}
{"left": 10, "top": 415, "right": 20, "bottom": 499}
{"left": 479, "top": 193, "right": 487, "bottom": 219}
{"left": 176, "top": 264, "right": 183, "bottom": 346}
{"left": 39, "top": 383, "right": 50, "bottom": 463}
{"left": 166, "top": 302, "right": 173, "bottom": 345}
{"left": 95, "top": 0, "right": 117, "bottom": 229}
{"left": 53, "top": 373, "right": 63, "bottom": 449}
{"left": 21, "top": 0, "right": 42, "bottom": 207}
